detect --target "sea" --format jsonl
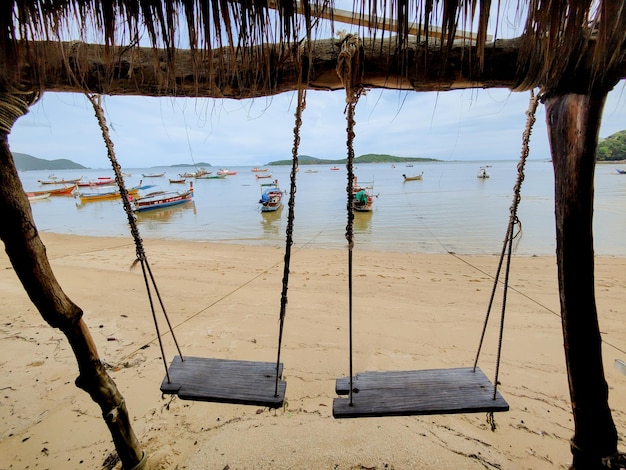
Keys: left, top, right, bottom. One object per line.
{"left": 18, "top": 160, "right": 626, "bottom": 256}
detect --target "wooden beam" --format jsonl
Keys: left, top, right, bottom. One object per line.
{"left": 2, "top": 37, "right": 525, "bottom": 97}
{"left": 3, "top": 37, "right": 623, "bottom": 98}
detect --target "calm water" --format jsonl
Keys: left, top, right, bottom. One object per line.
{"left": 19, "top": 160, "right": 626, "bottom": 256}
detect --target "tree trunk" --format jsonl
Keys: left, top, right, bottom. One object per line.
{"left": 545, "top": 92, "right": 617, "bottom": 469}
{"left": 0, "top": 96, "right": 145, "bottom": 469}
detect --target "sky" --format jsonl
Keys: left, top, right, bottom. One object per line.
{"left": 9, "top": 84, "right": 626, "bottom": 169}
{"left": 7, "top": 1, "right": 626, "bottom": 170}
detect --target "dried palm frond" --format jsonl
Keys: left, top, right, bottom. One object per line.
{"left": 0, "top": 0, "right": 624, "bottom": 96}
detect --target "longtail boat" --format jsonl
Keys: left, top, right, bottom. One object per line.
{"left": 77, "top": 177, "right": 116, "bottom": 187}
{"left": 79, "top": 187, "right": 140, "bottom": 203}
{"left": 38, "top": 177, "right": 82, "bottom": 185}
{"left": 26, "top": 184, "right": 77, "bottom": 197}
{"left": 132, "top": 183, "right": 194, "bottom": 212}
{"left": 258, "top": 180, "right": 283, "bottom": 212}
{"left": 26, "top": 192, "right": 51, "bottom": 201}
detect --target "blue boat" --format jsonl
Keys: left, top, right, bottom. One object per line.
{"left": 259, "top": 180, "right": 283, "bottom": 212}
{"left": 132, "top": 183, "right": 194, "bottom": 212}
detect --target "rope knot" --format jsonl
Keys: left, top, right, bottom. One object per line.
{"left": 336, "top": 34, "right": 364, "bottom": 105}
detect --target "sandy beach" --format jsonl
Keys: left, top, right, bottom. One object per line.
{"left": 0, "top": 233, "right": 624, "bottom": 469}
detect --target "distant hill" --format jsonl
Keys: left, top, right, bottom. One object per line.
{"left": 12, "top": 152, "right": 88, "bottom": 170}
{"left": 267, "top": 153, "right": 440, "bottom": 165}
{"left": 597, "top": 130, "right": 626, "bottom": 161}
{"left": 170, "top": 162, "right": 213, "bottom": 167}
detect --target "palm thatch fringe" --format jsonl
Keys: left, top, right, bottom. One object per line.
{"left": 2, "top": 1, "right": 625, "bottom": 96}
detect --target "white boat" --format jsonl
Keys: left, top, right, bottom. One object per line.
{"left": 26, "top": 192, "right": 50, "bottom": 201}
{"left": 477, "top": 167, "right": 490, "bottom": 179}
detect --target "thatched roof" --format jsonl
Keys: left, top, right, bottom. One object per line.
{"left": 1, "top": 1, "right": 625, "bottom": 98}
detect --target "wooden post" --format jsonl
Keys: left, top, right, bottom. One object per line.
{"left": 545, "top": 91, "right": 618, "bottom": 469}
{"left": 0, "top": 93, "right": 145, "bottom": 470}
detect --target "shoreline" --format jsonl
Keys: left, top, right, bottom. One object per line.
{"left": 1, "top": 233, "right": 625, "bottom": 469}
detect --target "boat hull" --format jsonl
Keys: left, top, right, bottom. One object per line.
{"left": 260, "top": 202, "right": 282, "bottom": 212}
{"left": 79, "top": 188, "right": 139, "bottom": 202}
{"left": 133, "top": 191, "right": 193, "bottom": 212}
{"left": 27, "top": 184, "right": 77, "bottom": 196}
{"left": 259, "top": 181, "right": 283, "bottom": 212}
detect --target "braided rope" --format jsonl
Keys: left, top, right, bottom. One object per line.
{"left": 86, "top": 94, "right": 183, "bottom": 381}
{"left": 472, "top": 89, "right": 540, "bottom": 428}
{"left": 336, "top": 34, "right": 364, "bottom": 406}
{"left": 274, "top": 83, "right": 306, "bottom": 396}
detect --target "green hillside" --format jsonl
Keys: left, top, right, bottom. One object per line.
{"left": 267, "top": 153, "right": 439, "bottom": 165}
{"left": 12, "top": 152, "right": 88, "bottom": 170}
{"left": 597, "top": 130, "right": 626, "bottom": 161}
{"left": 170, "top": 162, "right": 213, "bottom": 167}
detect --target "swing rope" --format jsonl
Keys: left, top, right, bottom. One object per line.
{"left": 337, "top": 34, "right": 364, "bottom": 406}
{"left": 472, "top": 89, "right": 540, "bottom": 410}
{"left": 274, "top": 83, "right": 308, "bottom": 397}
{"left": 86, "top": 94, "right": 183, "bottom": 383}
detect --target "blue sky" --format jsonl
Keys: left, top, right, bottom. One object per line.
{"left": 9, "top": 83, "right": 626, "bottom": 169}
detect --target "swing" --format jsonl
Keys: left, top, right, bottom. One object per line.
{"left": 331, "top": 37, "right": 539, "bottom": 418}
{"left": 86, "top": 76, "right": 309, "bottom": 408}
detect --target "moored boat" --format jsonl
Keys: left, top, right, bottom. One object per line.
{"left": 142, "top": 172, "right": 166, "bottom": 177}
{"left": 259, "top": 180, "right": 283, "bottom": 212}
{"left": 256, "top": 173, "right": 272, "bottom": 179}
{"left": 477, "top": 167, "right": 490, "bottom": 179}
{"left": 353, "top": 178, "right": 374, "bottom": 212}
{"left": 26, "top": 192, "right": 51, "bottom": 201}
{"left": 77, "top": 177, "right": 116, "bottom": 187}
{"left": 196, "top": 173, "right": 226, "bottom": 179}
{"left": 169, "top": 178, "right": 186, "bottom": 184}
{"left": 402, "top": 172, "right": 423, "bottom": 181}
{"left": 26, "top": 184, "right": 77, "bottom": 197}
{"left": 79, "top": 187, "right": 140, "bottom": 202}
{"left": 617, "top": 168, "right": 625, "bottom": 174}
{"left": 251, "top": 167, "right": 268, "bottom": 172}
{"left": 217, "top": 169, "right": 237, "bottom": 175}
{"left": 132, "top": 183, "right": 194, "bottom": 212}
{"left": 38, "top": 177, "right": 83, "bottom": 185}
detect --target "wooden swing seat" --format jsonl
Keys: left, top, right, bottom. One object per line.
{"left": 160, "top": 355, "right": 286, "bottom": 408}
{"left": 333, "top": 366, "right": 508, "bottom": 418}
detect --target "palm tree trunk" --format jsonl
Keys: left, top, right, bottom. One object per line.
{"left": 545, "top": 91, "right": 617, "bottom": 469}
{"left": 0, "top": 94, "right": 145, "bottom": 470}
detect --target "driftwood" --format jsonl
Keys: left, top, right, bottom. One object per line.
{"left": 546, "top": 90, "right": 619, "bottom": 469}
{"left": 0, "top": 99, "right": 145, "bottom": 470}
